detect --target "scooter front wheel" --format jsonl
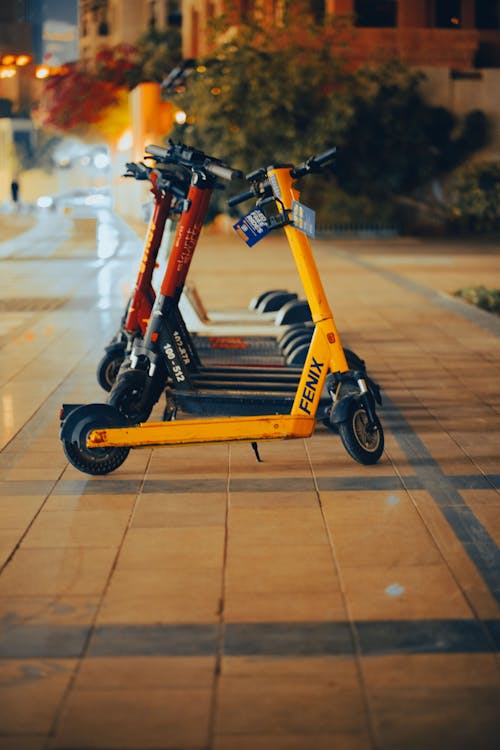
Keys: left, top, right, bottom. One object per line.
{"left": 338, "top": 403, "right": 384, "bottom": 465}
{"left": 61, "top": 404, "right": 130, "bottom": 475}
{"left": 108, "top": 368, "right": 156, "bottom": 423}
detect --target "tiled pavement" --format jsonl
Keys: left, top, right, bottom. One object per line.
{"left": 0, "top": 209, "right": 499, "bottom": 749}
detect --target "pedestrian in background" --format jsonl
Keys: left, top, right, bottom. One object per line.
{"left": 10, "top": 179, "right": 20, "bottom": 211}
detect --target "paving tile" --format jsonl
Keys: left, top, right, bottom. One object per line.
{"left": 52, "top": 687, "right": 212, "bottom": 749}
{"left": 409, "top": 490, "right": 500, "bottom": 618}
{"left": 43, "top": 492, "right": 137, "bottom": 512}
{"left": 229, "top": 440, "right": 313, "bottom": 479}
{"left": 341, "top": 563, "right": 474, "bottom": 620}
{"left": 0, "top": 496, "right": 47, "bottom": 529}
{"left": 213, "top": 731, "right": 372, "bottom": 750}
{"left": 21, "top": 508, "right": 131, "bottom": 549}
{"left": 0, "top": 738, "right": 48, "bottom": 750}
{"left": 0, "top": 596, "right": 99, "bottom": 629}
{"left": 228, "top": 490, "right": 318, "bottom": 508}
{"left": 74, "top": 655, "right": 216, "bottom": 690}
{"left": 215, "top": 660, "right": 368, "bottom": 735}
{"left": 131, "top": 491, "right": 226, "bottom": 528}
{"left": 368, "top": 685, "right": 500, "bottom": 750}
{"left": 361, "top": 653, "right": 500, "bottom": 688}
{"left": 116, "top": 526, "right": 225, "bottom": 570}
{"left": 225, "top": 543, "right": 340, "bottom": 593}
{"left": 227, "top": 507, "right": 329, "bottom": 547}
{"left": 97, "top": 567, "right": 222, "bottom": 624}
{"left": 0, "top": 659, "right": 75, "bottom": 734}
{"left": 321, "top": 490, "right": 442, "bottom": 567}
{"left": 223, "top": 590, "right": 348, "bottom": 623}
{"left": 460, "top": 489, "right": 500, "bottom": 547}
{"left": 0, "top": 528, "right": 22, "bottom": 567}
{"left": 0, "top": 548, "right": 117, "bottom": 597}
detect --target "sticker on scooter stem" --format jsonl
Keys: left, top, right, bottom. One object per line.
{"left": 292, "top": 200, "right": 316, "bottom": 238}
{"left": 233, "top": 209, "right": 270, "bottom": 247}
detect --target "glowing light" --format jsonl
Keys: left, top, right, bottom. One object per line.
{"left": 210, "top": 87, "right": 221, "bottom": 95}
{"left": 117, "top": 129, "right": 133, "bottom": 151}
{"left": 196, "top": 65, "right": 207, "bottom": 72}
{"left": 35, "top": 65, "right": 50, "bottom": 79}
{"left": 1, "top": 54, "right": 16, "bottom": 65}
{"left": 37, "top": 195, "right": 54, "bottom": 208}
{"left": 15, "top": 54, "right": 32, "bottom": 66}
{"left": 0, "top": 68, "right": 16, "bottom": 78}
{"left": 174, "top": 110, "right": 187, "bottom": 125}
{"left": 93, "top": 152, "right": 110, "bottom": 169}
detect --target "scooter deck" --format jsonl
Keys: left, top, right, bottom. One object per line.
{"left": 171, "top": 389, "right": 329, "bottom": 418}
{"left": 87, "top": 413, "right": 315, "bottom": 449}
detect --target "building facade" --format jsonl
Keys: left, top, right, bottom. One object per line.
{"left": 79, "top": 0, "right": 181, "bottom": 61}
{"left": 181, "top": 0, "right": 500, "bottom": 68}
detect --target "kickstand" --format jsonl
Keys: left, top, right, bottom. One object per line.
{"left": 251, "top": 441, "right": 263, "bottom": 462}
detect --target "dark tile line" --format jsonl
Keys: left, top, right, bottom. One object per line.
{"left": 4, "top": 474, "right": 499, "bottom": 497}
{"left": 0, "top": 619, "right": 497, "bottom": 660}
{"left": 382, "top": 402, "right": 500, "bottom": 604}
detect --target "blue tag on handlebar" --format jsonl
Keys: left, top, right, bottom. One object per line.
{"left": 292, "top": 200, "right": 316, "bottom": 238}
{"left": 233, "top": 208, "right": 270, "bottom": 247}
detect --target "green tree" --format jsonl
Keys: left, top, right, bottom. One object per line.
{"left": 172, "top": 5, "right": 356, "bottom": 171}
{"left": 171, "top": 7, "right": 489, "bottom": 228}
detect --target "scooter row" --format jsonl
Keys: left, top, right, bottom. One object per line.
{"left": 60, "top": 142, "right": 384, "bottom": 475}
{"left": 96, "top": 159, "right": 324, "bottom": 392}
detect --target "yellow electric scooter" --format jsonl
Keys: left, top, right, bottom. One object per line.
{"left": 60, "top": 148, "right": 384, "bottom": 474}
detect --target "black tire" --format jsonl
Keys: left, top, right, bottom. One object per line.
{"left": 63, "top": 439, "right": 129, "bottom": 476}
{"left": 108, "top": 368, "right": 158, "bottom": 423}
{"left": 96, "top": 345, "right": 126, "bottom": 392}
{"left": 61, "top": 405, "right": 130, "bottom": 475}
{"left": 338, "top": 404, "right": 384, "bottom": 465}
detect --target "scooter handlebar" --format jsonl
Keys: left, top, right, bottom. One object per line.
{"left": 145, "top": 142, "right": 242, "bottom": 182}
{"left": 124, "top": 162, "right": 151, "bottom": 180}
{"left": 145, "top": 144, "right": 169, "bottom": 160}
{"left": 205, "top": 161, "right": 243, "bottom": 182}
{"left": 227, "top": 187, "right": 256, "bottom": 208}
{"left": 290, "top": 147, "right": 337, "bottom": 178}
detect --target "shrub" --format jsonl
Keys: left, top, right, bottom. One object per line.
{"left": 454, "top": 285, "right": 500, "bottom": 315}
{"left": 447, "top": 161, "right": 500, "bottom": 233}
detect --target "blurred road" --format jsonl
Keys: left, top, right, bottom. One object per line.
{"left": 0, "top": 207, "right": 499, "bottom": 750}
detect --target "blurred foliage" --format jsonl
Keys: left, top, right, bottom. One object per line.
{"left": 170, "top": 3, "right": 489, "bottom": 227}
{"left": 36, "top": 29, "right": 181, "bottom": 139}
{"left": 446, "top": 161, "right": 500, "bottom": 233}
{"left": 454, "top": 285, "right": 500, "bottom": 315}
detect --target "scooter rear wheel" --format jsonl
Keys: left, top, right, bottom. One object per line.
{"left": 96, "top": 344, "right": 126, "bottom": 392}
{"left": 338, "top": 403, "right": 384, "bottom": 465}
{"left": 61, "top": 405, "right": 130, "bottom": 475}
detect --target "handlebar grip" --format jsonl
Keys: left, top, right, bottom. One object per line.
{"left": 227, "top": 188, "right": 256, "bottom": 207}
{"left": 206, "top": 162, "right": 243, "bottom": 182}
{"left": 145, "top": 144, "right": 169, "bottom": 160}
{"left": 290, "top": 146, "right": 337, "bottom": 178}
{"left": 313, "top": 146, "right": 337, "bottom": 167}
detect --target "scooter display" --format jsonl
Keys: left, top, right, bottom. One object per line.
{"left": 60, "top": 148, "right": 384, "bottom": 475}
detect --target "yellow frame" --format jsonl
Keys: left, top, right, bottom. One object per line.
{"left": 87, "top": 166, "right": 349, "bottom": 450}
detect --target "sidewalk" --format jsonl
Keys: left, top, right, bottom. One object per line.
{"left": 0, "top": 212, "right": 499, "bottom": 749}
